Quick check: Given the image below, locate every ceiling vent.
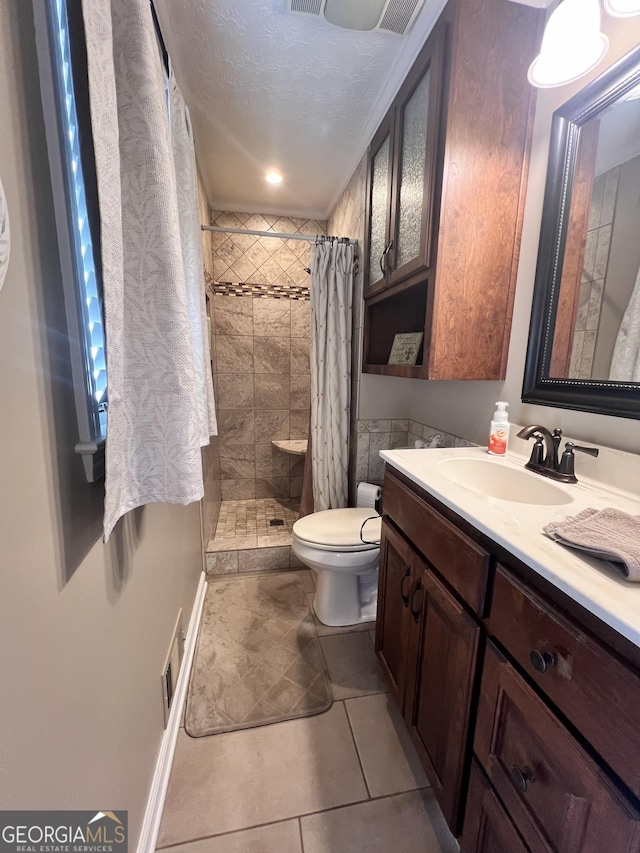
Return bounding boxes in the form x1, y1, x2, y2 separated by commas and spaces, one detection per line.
287, 0, 426, 35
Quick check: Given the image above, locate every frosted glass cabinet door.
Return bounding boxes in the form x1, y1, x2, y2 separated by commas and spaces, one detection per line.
395, 69, 431, 271
363, 21, 446, 295
368, 129, 392, 290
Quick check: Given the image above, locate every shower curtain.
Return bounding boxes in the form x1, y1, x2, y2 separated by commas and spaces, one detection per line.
307, 239, 354, 512
609, 264, 640, 382
81, 0, 217, 541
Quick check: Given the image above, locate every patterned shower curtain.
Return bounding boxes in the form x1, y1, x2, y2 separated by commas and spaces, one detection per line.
81, 0, 217, 541
309, 238, 354, 511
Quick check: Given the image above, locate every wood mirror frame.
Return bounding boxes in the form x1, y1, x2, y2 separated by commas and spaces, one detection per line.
522, 43, 640, 420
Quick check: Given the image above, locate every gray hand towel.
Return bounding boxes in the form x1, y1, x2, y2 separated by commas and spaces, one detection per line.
543, 507, 640, 581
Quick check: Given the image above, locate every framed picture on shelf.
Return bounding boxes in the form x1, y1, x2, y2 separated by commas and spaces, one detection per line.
388, 332, 423, 366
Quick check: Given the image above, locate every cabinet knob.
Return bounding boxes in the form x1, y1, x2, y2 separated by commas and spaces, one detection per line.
529, 649, 556, 674
399, 565, 412, 606
510, 765, 535, 793
410, 580, 423, 622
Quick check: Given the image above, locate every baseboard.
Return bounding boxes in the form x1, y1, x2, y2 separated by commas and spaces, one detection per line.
136, 571, 208, 853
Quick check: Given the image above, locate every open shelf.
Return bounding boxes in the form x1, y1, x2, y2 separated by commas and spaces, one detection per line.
363, 281, 429, 377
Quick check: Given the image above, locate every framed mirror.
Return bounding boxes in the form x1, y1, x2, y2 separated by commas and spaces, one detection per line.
523, 43, 640, 419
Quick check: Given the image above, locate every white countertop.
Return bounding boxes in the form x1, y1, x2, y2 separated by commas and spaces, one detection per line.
380, 446, 640, 648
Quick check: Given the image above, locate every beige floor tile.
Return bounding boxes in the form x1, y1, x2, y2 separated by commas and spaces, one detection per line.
300, 790, 459, 853
306, 593, 374, 637
157, 820, 302, 853
319, 632, 388, 700
157, 704, 367, 845
345, 693, 429, 797
294, 570, 315, 593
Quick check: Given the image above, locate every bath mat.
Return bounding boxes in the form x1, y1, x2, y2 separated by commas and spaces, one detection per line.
185, 573, 332, 736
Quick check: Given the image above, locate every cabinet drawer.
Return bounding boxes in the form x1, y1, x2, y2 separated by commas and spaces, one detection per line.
475, 642, 640, 853
489, 564, 640, 798
461, 761, 533, 853
383, 470, 490, 613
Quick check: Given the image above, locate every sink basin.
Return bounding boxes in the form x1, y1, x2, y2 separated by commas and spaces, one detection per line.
437, 457, 573, 505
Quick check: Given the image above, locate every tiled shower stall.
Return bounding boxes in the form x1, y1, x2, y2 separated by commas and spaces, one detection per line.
204, 211, 326, 573
201, 205, 476, 574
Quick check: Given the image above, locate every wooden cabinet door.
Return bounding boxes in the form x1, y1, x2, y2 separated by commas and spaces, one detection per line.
387, 19, 446, 288
374, 519, 417, 711
405, 566, 481, 836
461, 762, 533, 853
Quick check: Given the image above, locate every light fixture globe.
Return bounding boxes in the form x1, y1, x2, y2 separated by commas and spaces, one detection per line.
604, 0, 640, 16
528, 0, 609, 88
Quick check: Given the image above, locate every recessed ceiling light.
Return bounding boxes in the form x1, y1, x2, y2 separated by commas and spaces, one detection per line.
265, 171, 283, 184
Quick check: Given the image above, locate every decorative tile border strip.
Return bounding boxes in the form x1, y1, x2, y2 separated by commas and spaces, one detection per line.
213, 280, 310, 301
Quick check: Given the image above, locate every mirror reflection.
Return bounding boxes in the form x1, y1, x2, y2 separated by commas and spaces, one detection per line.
551, 86, 640, 382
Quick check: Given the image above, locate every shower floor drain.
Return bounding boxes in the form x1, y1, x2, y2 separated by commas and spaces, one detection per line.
269, 518, 285, 527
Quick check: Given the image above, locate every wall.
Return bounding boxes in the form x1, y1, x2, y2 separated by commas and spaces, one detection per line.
0, 3, 202, 844
344, 14, 640, 457
209, 211, 325, 503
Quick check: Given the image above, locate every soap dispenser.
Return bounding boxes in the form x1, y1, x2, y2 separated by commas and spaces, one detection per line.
488, 402, 510, 456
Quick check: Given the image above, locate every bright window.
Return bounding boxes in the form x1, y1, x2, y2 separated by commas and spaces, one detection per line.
33, 0, 107, 481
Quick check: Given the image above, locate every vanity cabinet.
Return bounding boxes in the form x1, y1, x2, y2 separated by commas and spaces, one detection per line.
376, 466, 640, 849
376, 469, 489, 834
363, 0, 541, 380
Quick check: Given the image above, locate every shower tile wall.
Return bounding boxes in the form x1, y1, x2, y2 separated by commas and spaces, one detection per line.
354, 419, 476, 486
569, 166, 619, 379
210, 210, 326, 501
210, 210, 325, 286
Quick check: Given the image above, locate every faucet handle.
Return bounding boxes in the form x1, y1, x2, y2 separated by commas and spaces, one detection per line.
571, 443, 599, 458
558, 441, 599, 483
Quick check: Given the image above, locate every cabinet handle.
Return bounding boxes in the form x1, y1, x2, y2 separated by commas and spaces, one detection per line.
399, 565, 412, 606
410, 579, 423, 622
509, 765, 535, 793
529, 649, 556, 674
379, 240, 393, 274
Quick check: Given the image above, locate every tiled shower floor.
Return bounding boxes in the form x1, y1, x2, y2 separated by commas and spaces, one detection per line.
205, 498, 302, 575
214, 497, 300, 541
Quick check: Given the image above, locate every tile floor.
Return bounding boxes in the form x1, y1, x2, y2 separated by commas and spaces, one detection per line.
205, 499, 302, 576
157, 570, 459, 853
209, 498, 300, 546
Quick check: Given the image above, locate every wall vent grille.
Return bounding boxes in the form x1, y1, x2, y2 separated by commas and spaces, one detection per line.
287, 0, 425, 35
289, 0, 323, 15
379, 0, 423, 34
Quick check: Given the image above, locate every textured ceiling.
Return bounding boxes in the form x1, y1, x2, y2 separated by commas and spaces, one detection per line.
153, 0, 449, 219
153, 0, 549, 219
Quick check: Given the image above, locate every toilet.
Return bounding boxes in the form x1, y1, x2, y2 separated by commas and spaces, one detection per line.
292, 507, 382, 627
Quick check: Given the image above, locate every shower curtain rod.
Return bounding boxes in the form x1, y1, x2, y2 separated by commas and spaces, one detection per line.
201, 223, 357, 246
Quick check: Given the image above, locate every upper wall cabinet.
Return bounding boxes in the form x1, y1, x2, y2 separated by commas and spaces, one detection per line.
363, 0, 542, 380
364, 22, 446, 296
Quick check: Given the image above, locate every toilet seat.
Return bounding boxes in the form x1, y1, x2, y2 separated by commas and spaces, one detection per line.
293, 508, 381, 552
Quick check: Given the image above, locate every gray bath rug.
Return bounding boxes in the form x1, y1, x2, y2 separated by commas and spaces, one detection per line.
185, 573, 332, 736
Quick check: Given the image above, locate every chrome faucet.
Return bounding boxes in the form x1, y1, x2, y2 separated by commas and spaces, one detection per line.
516, 425, 598, 484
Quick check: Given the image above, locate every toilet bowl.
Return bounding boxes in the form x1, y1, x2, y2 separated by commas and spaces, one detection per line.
292, 508, 382, 627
